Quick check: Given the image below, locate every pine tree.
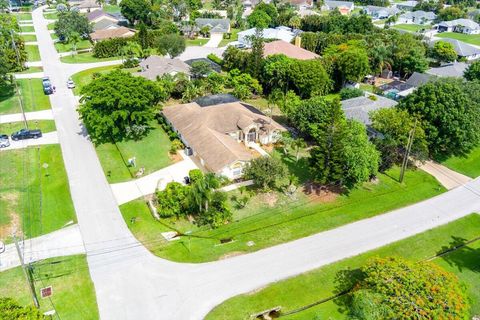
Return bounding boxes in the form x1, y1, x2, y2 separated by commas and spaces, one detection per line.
138, 22, 149, 49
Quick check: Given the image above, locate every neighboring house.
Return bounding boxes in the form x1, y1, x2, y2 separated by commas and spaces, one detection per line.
322, 0, 354, 15
184, 58, 222, 73
237, 27, 297, 46
405, 71, 436, 87
68, 0, 101, 13
87, 9, 119, 24
397, 10, 436, 24
90, 27, 135, 42
430, 38, 480, 61
298, 7, 320, 18
394, 0, 418, 11
288, 0, 313, 8
162, 98, 285, 179
437, 19, 480, 34
92, 19, 121, 32
425, 62, 468, 78
341, 95, 398, 135
137, 55, 191, 80
263, 40, 319, 60
195, 18, 231, 34
378, 80, 414, 100
364, 6, 400, 19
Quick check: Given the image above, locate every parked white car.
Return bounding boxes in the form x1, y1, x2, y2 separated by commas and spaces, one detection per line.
0, 134, 10, 148
67, 79, 75, 89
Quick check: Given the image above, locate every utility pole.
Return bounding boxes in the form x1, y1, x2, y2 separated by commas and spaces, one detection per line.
14, 235, 39, 308
399, 119, 418, 183
10, 30, 28, 128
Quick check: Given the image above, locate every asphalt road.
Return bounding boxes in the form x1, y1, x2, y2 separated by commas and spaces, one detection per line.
31, 7, 480, 320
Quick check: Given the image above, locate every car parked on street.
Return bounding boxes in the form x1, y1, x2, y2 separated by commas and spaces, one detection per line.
67, 79, 75, 89
11, 129, 42, 141
42, 76, 53, 95
0, 134, 10, 148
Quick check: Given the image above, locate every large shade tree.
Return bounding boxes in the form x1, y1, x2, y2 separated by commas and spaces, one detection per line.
54, 10, 92, 41
120, 0, 152, 25
0, 14, 27, 76
79, 70, 161, 143
157, 34, 186, 59
398, 78, 480, 159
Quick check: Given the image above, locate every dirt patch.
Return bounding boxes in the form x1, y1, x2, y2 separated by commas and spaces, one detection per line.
219, 251, 245, 260
169, 151, 183, 163
302, 182, 340, 203
261, 192, 278, 207
0, 192, 22, 239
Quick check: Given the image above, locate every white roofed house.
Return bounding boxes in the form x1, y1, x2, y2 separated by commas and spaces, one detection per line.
321, 0, 354, 15
429, 38, 480, 61
237, 27, 297, 46
161, 98, 286, 179
195, 18, 231, 35
394, 0, 418, 11
437, 19, 480, 34
364, 6, 400, 19
397, 10, 436, 24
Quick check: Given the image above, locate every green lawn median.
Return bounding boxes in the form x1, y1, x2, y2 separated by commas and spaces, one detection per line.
54, 39, 92, 53
0, 79, 51, 115
20, 25, 34, 33
70, 64, 120, 95
206, 214, 480, 319
60, 52, 121, 64
25, 45, 41, 62
0, 144, 76, 241
119, 166, 445, 263
0, 255, 99, 319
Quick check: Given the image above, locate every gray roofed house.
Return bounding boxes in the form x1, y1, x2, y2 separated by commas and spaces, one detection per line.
431, 38, 480, 60
405, 72, 436, 87
438, 19, 480, 34
394, 0, 418, 10
425, 62, 468, 78
365, 6, 400, 19
322, 0, 354, 14
195, 18, 231, 34
162, 100, 285, 179
398, 10, 436, 24
137, 56, 191, 80
93, 18, 121, 31
341, 95, 397, 127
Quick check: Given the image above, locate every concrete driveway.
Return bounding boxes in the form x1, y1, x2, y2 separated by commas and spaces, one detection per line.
0, 132, 58, 152
204, 33, 224, 48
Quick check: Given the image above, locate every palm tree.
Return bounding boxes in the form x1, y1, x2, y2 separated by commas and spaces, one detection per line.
288, 15, 301, 30
292, 138, 307, 162
189, 173, 219, 212
279, 131, 293, 155
68, 31, 81, 56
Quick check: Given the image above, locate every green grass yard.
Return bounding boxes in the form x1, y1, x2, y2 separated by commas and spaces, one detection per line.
103, 4, 121, 13
436, 32, 480, 46
20, 25, 34, 33
14, 66, 43, 74
442, 146, 480, 178
96, 122, 174, 183
71, 64, 120, 95
186, 37, 209, 46
20, 34, 37, 42
43, 12, 58, 20
393, 23, 426, 32
47, 22, 55, 30
0, 145, 76, 241
60, 52, 121, 64
219, 28, 240, 47
25, 44, 41, 62
15, 12, 32, 20
119, 166, 445, 262
0, 255, 99, 319
54, 39, 92, 53
206, 214, 480, 319
0, 120, 56, 135
0, 79, 51, 115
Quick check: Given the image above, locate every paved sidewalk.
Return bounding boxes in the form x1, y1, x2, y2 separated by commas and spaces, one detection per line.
26, 61, 43, 67
0, 224, 85, 272
0, 132, 58, 152
0, 109, 54, 124
14, 72, 44, 79
111, 156, 198, 205
418, 160, 472, 190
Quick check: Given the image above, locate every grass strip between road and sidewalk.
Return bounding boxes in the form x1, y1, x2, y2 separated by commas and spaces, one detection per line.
206, 214, 480, 319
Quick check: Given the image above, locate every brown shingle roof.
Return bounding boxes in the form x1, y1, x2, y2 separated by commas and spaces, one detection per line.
162, 101, 285, 172
263, 40, 319, 60
90, 27, 135, 41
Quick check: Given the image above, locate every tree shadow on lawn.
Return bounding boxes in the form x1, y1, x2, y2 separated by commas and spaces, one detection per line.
332, 268, 364, 315
274, 147, 310, 183
0, 83, 15, 104
436, 236, 480, 273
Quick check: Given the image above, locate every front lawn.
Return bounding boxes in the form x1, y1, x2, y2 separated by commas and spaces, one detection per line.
393, 23, 426, 32
54, 39, 92, 53
0, 120, 56, 135
119, 166, 445, 262
186, 37, 209, 46
20, 34, 37, 42
20, 25, 34, 33
219, 28, 240, 47
0, 145, 76, 241
16, 12, 32, 20
442, 146, 480, 178
25, 44, 41, 62
43, 12, 58, 20
0, 255, 99, 319
71, 64, 120, 95
103, 4, 121, 13
206, 214, 480, 319
47, 22, 55, 30
14, 66, 43, 74
60, 52, 121, 64
436, 32, 480, 46
0, 79, 51, 115
96, 122, 174, 183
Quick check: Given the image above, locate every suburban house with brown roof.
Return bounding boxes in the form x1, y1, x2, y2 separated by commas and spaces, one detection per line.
162, 99, 286, 179
90, 27, 135, 42
263, 40, 319, 60
137, 55, 191, 80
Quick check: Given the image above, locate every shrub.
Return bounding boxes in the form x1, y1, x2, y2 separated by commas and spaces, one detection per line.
189, 169, 204, 182
207, 53, 222, 65
92, 37, 130, 58
339, 87, 364, 100
122, 58, 139, 68
170, 139, 184, 154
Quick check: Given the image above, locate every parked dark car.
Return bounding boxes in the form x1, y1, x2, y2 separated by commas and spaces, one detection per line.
42, 76, 53, 95
11, 129, 42, 141
0, 134, 10, 148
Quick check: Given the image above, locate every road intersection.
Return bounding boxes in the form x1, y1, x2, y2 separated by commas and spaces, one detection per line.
22, 6, 480, 319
